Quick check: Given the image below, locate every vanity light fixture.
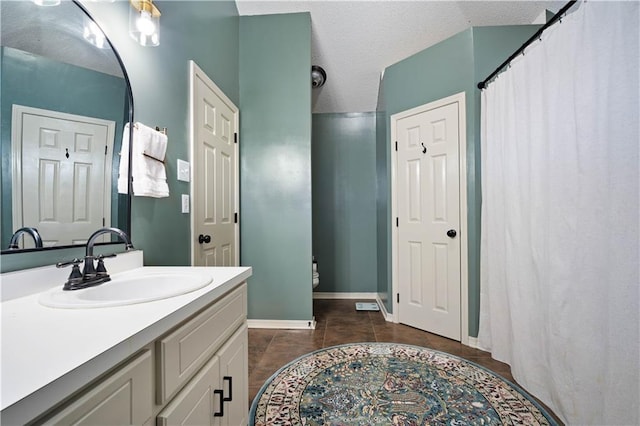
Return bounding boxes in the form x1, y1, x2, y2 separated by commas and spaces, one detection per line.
33, 0, 61, 6
83, 18, 107, 49
129, 0, 160, 47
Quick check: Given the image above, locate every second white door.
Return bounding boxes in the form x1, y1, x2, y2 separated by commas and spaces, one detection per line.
394, 95, 464, 341
12, 105, 114, 247
190, 62, 239, 266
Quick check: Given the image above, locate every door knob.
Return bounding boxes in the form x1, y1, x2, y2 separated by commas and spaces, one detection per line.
446, 229, 457, 238
198, 234, 211, 244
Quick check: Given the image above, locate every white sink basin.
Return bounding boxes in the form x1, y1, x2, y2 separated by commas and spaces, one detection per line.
39, 270, 213, 309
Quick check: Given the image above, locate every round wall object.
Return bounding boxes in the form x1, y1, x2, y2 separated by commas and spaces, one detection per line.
311, 65, 327, 88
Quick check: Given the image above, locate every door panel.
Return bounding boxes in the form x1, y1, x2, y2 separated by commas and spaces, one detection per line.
192, 65, 238, 267
157, 354, 221, 426
396, 101, 461, 340
14, 106, 114, 247
217, 325, 248, 426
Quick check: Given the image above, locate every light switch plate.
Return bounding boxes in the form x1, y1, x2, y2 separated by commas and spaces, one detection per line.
181, 194, 189, 213
177, 159, 190, 182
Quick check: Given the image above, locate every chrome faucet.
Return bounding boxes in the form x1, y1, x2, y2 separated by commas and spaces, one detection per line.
8, 227, 43, 250
85, 227, 134, 258
82, 227, 134, 280
57, 227, 134, 290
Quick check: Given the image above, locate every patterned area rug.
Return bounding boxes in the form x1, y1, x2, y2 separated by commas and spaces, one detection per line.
250, 343, 558, 425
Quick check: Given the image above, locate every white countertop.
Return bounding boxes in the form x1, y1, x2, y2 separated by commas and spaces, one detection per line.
0, 252, 252, 424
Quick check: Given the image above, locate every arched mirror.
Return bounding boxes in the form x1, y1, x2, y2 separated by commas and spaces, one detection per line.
1, 0, 132, 254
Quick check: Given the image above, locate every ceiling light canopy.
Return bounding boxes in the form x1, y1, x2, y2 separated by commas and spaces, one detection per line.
129, 0, 161, 47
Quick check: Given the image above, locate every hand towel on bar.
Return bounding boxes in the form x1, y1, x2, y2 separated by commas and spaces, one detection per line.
117, 122, 169, 198
141, 125, 167, 162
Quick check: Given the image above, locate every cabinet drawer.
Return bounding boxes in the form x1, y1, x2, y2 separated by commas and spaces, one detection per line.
157, 284, 246, 404
42, 349, 153, 426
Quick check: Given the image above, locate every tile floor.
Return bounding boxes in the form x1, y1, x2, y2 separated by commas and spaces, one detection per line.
248, 299, 562, 424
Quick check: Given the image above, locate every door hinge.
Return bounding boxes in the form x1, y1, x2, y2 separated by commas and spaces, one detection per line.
395, 141, 398, 151
397, 293, 399, 303
234, 212, 238, 224
105, 145, 108, 155
102, 217, 105, 226
396, 217, 399, 227
234, 133, 238, 144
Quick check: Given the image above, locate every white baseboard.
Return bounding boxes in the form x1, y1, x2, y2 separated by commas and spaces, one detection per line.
312, 292, 379, 300
247, 318, 316, 330
376, 295, 394, 322
467, 336, 491, 352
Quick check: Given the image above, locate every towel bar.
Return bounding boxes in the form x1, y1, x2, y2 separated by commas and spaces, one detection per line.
142, 152, 165, 164
133, 123, 167, 136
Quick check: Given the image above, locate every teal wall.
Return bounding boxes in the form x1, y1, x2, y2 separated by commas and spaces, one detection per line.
239, 13, 312, 321
1, 1, 541, 334
1, 0, 240, 272
378, 25, 539, 336
378, 29, 475, 316
312, 113, 377, 293
0, 47, 127, 250
85, 0, 240, 267
375, 86, 390, 306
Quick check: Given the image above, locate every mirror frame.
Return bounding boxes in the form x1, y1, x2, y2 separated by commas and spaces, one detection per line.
1, 0, 133, 255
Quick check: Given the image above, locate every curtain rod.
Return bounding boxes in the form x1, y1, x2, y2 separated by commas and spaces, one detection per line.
477, 0, 578, 90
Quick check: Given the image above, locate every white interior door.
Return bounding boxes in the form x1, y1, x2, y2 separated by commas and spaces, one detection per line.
190, 62, 239, 266
393, 94, 466, 341
11, 105, 114, 247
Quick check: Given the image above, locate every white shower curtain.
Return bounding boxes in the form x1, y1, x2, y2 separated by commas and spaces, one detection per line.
479, 2, 638, 425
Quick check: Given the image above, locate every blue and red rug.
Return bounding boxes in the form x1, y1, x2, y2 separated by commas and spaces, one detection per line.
250, 343, 558, 425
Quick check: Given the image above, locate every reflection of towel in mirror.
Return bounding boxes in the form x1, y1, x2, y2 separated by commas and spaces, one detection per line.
117, 122, 169, 198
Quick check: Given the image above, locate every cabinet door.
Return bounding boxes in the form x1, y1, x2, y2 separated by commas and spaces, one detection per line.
42, 349, 153, 426
157, 355, 222, 426
157, 285, 246, 404
217, 324, 248, 426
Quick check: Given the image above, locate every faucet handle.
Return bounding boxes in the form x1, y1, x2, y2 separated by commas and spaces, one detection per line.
57, 259, 84, 290
95, 253, 117, 276
96, 253, 118, 260
56, 258, 83, 269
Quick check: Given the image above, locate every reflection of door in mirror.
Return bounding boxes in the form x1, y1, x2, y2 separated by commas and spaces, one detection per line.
12, 106, 114, 248
1, 0, 132, 254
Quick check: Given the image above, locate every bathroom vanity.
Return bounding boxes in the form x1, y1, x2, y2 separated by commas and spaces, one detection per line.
0, 251, 252, 425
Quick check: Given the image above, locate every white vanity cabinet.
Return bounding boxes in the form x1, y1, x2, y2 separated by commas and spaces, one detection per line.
41, 349, 154, 425
157, 325, 248, 426
155, 282, 248, 426
35, 283, 248, 426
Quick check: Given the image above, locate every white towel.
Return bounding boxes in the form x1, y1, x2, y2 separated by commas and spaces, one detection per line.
117, 122, 170, 198
141, 125, 167, 162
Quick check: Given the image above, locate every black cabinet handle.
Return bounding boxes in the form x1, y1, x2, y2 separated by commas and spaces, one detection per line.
213, 389, 224, 417
198, 234, 211, 244
223, 376, 233, 402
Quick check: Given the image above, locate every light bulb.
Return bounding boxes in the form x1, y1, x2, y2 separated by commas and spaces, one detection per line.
136, 10, 156, 36
33, 0, 61, 6
84, 21, 106, 49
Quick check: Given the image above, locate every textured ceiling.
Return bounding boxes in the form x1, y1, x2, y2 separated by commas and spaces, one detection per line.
236, 0, 565, 113
1, 0, 123, 77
